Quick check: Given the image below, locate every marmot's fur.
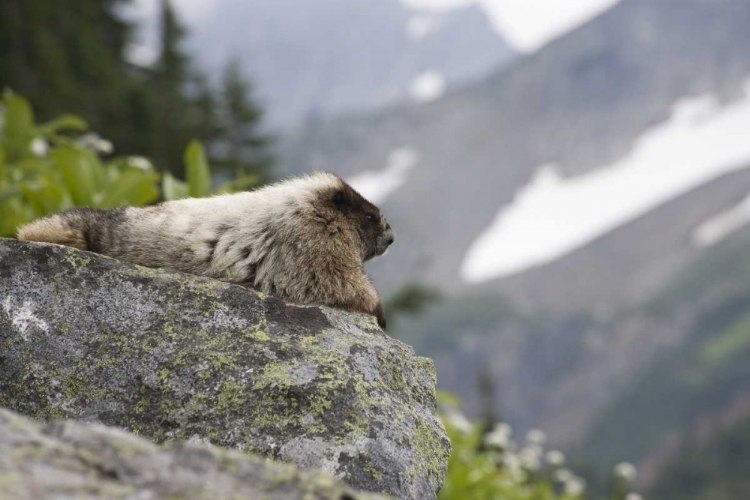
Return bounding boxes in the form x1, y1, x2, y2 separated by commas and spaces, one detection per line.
17, 172, 395, 328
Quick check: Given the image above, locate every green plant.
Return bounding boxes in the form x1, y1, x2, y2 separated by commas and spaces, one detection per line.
0, 90, 158, 236
438, 393, 644, 500
162, 140, 262, 201
0, 90, 261, 238
438, 392, 584, 500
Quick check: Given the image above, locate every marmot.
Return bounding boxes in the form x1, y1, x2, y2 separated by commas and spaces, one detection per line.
17, 172, 394, 328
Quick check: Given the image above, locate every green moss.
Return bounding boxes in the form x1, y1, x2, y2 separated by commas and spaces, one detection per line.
416, 357, 437, 386
205, 351, 237, 371
133, 397, 149, 416
354, 313, 381, 332
410, 422, 450, 483
376, 349, 410, 393
364, 466, 380, 480
63, 250, 91, 268
245, 327, 270, 342
218, 381, 245, 410
299, 335, 319, 347
252, 361, 298, 391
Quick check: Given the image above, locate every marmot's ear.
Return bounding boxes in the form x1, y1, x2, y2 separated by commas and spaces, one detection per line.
333, 190, 345, 207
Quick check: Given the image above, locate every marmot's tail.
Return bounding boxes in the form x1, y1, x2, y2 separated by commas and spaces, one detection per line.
17, 212, 89, 250
17, 207, 125, 252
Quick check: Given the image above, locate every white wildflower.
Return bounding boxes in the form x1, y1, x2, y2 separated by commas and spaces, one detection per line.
564, 476, 586, 496
519, 445, 542, 471
97, 138, 114, 154
30, 137, 48, 157
493, 422, 512, 436
485, 430, 510, 449
78, 132, 113, 154
614, 462, 638, 481
128, 156, 153, 171
625, 494, 644, 500
546, 449, 566, 467
445, 410, 472, 434
502, 453, 525, 482
553, 468, 573, 483
526, 429, 546, 445
484, 422, 512, 449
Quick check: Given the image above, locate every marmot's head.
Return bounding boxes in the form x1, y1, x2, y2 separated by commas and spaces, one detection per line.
307, 173, 395, 261
332, 180, 394, 261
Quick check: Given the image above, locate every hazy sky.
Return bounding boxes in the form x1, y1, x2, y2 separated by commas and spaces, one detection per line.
132, 0, 620, 53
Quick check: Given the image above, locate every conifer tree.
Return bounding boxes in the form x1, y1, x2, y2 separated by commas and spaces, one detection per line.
0, 0, 138, 147
218, 58, 273, 183
148, 0, 194, 174
0, 0, 273, 183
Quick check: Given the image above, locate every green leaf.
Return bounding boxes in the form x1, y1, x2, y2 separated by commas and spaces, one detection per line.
215, 173, 261, 194
162, 172, 189, 201
51, 145, 98, 206
0, 198, 33, 238
100, 168, 159, 208
39, 114, 89, 135
19, 174, 67, 215
184, 140, 212, 198
12, 158, 50, 178
0, 147, 5, 189
0, 185, 20, 203
2, 91, 37, 161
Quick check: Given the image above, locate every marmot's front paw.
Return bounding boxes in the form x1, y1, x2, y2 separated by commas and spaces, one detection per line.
373, 302, 387, 330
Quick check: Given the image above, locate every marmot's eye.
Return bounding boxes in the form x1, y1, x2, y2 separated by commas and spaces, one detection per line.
333, 190, 345, 206
366, 214, 376, 222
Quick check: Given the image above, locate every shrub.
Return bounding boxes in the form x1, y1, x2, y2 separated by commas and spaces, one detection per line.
0, 90, 260, 238
438, 393, 643, 500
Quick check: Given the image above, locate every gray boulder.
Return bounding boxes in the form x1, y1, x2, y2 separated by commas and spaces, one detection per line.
0, 406, 384, 499
0, 238, 450, 499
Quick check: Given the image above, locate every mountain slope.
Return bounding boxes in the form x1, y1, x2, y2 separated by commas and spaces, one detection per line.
651, 416, 750, 500
280, 0, 750, 315
389, 167, 750, 446
572, 222, 750, 496
188, 0, 514, 129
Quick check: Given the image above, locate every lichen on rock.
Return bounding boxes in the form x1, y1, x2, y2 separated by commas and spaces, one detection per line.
0, 407, 385, 500
0, 238, 451, 499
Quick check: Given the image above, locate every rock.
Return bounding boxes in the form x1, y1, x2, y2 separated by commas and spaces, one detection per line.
0, 239, 450, 499
0, 406, 384, 499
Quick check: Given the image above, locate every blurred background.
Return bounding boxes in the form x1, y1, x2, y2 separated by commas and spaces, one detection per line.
3, 0, 750, 498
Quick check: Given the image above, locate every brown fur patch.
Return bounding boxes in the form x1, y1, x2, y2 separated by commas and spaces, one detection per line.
17, 217, 87, 250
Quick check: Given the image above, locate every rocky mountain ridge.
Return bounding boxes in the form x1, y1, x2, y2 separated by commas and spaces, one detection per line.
187, 0, 514, 129
280, 0, 750, 313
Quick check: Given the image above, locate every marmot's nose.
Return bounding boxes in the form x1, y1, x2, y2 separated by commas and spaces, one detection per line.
387, 235, 395, 246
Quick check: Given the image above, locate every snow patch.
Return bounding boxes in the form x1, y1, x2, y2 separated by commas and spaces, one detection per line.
462, 79, 750, 282
410, 71, 446, 103
482, 0, 621, 53
347, 147, 420, 204
692, 194, 750, 248
401, 0, 621, 53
